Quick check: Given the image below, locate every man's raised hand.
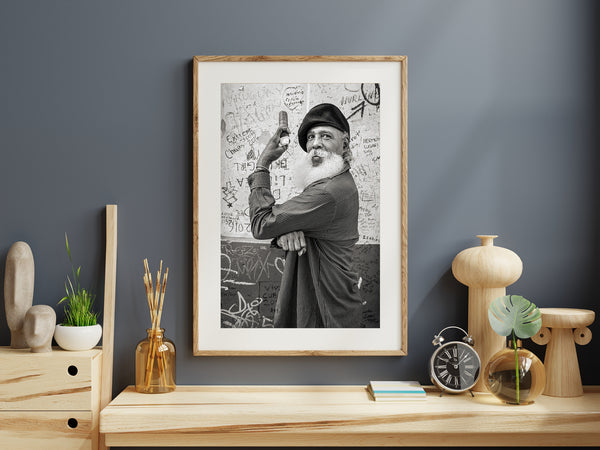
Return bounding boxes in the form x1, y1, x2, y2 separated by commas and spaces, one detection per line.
257, 126, 291, 167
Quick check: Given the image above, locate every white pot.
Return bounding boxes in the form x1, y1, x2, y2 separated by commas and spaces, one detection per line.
54, 323, 102, 351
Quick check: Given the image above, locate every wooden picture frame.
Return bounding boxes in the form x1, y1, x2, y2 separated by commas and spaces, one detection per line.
193, 55, 407, 355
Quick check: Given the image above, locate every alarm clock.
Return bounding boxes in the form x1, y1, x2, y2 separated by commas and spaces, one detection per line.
429, 326, 481, 395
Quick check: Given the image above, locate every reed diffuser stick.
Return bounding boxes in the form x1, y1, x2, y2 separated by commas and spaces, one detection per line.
156, 268, 168, 331
154, 260, 163, 323
155, 268, 169, 387
142, 259, 170, 389
143, 274, 155, 324
144, 260, 155, 318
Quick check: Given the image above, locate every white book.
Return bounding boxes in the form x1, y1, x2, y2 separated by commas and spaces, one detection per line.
369, 381, 425, 392
368, 381, 426, 401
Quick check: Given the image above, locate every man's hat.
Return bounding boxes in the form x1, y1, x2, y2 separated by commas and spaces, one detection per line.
297, 103, 350, 151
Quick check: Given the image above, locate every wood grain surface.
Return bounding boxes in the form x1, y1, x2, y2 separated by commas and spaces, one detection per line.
100, 385, 600, 447
0, 347, 101, 410
1, 347, 102, 449
0, 410, 94, 449
99, 204, 117, 450
540, 308, 595, 329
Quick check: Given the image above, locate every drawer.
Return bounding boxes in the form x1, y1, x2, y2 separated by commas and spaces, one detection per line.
0, 410, 95, 450
0, 347, 102, 410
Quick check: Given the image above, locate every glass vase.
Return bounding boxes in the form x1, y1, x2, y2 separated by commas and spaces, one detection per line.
135, 328, 176, 394
484, 345, 545, 405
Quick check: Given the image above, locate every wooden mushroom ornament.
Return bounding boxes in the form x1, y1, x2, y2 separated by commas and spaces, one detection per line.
532, 308, 595, 397
452, 235, 523, 391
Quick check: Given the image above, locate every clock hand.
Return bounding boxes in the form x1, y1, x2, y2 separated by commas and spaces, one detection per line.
458, 353, 471, 365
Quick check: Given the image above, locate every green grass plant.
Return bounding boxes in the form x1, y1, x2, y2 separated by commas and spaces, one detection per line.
58, 233, 98, 327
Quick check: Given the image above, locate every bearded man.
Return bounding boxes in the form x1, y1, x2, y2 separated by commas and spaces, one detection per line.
247, 103, 363, 328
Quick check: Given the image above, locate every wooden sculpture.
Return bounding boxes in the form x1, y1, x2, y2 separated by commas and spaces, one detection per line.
23, 305, 56, 353
532, 308, 595, 397
4, 241, 35, 348
452, 235, 523, 391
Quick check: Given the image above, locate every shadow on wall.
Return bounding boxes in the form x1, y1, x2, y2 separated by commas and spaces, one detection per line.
0, 246, 8, 345
410, 268, 468, 365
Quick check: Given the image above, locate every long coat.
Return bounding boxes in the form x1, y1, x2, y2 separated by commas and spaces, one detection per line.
248, 169, 363, 328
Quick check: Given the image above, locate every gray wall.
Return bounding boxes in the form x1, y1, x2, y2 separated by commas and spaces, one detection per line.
1, 0, 598, 415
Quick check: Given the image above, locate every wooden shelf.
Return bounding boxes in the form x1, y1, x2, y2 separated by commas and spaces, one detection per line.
100, 385, 600, 447
0, 347, 103, 449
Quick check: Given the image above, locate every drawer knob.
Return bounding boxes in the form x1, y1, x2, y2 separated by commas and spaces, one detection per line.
67, 365, 78, 376
67, 418, 78, 429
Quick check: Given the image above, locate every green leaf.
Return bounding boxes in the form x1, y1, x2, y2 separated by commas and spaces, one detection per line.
67, 276, 75, 296
65, 233, 72, 262
488, 295, 542, 339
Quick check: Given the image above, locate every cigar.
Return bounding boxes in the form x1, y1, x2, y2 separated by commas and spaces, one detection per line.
279, 111, 290, 147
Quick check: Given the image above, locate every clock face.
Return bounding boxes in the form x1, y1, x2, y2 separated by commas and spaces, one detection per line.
430, 342, 480, 393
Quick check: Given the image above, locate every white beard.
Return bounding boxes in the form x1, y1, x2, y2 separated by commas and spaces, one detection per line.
293, 149, 345, 191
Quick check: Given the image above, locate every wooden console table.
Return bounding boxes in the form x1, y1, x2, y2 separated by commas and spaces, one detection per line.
100, 385, 600, 447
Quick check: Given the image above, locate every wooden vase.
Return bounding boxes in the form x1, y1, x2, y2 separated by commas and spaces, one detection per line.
452, 235, 523, 391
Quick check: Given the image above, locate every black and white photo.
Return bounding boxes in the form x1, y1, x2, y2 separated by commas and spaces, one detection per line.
193, 56, 406, 354
220, 84, 381, 329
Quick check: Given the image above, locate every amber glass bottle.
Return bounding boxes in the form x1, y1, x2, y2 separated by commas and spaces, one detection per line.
485, 345, 545, 405
135, 328, 176, 393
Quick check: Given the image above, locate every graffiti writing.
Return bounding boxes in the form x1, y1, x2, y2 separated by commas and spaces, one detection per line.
221, 292, 274, 328
283, 85, 305, 110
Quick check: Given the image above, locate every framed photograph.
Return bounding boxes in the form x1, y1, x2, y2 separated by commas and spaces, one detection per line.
193, 55, 407, 355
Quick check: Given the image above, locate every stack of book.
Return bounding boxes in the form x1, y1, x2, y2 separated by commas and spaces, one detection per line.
367, 381, 426, 401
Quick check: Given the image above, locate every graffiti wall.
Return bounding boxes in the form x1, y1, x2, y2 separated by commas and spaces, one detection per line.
220, 82, 381, 328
